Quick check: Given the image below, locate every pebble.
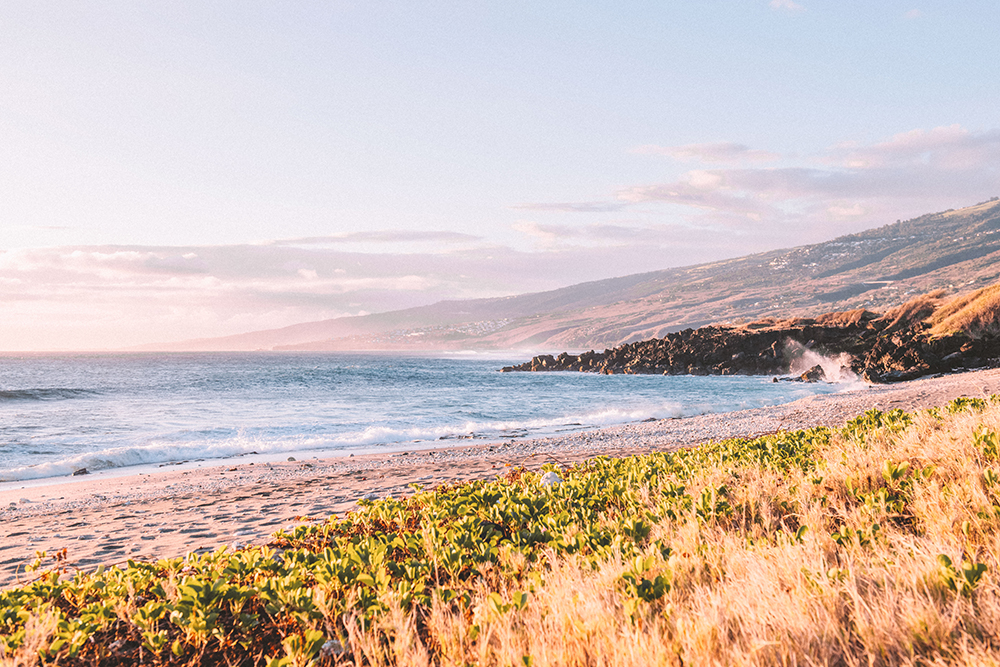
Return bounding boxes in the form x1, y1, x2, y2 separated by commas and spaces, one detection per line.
322, 639, 347, 658
540, 472, 562, 486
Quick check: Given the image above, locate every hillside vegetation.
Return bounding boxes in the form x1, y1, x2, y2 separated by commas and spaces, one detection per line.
930, 283, 1000, 339
4, 397, 1000, 665
146, 199, 1000, 353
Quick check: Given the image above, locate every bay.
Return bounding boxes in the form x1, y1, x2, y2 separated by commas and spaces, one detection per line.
0, 352, 850, 481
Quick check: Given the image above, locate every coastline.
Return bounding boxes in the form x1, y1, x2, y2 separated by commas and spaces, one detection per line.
3, 367, 1000, 589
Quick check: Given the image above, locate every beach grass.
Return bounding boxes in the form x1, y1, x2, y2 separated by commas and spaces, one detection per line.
929, 283, 1000, 338
3, 396, 1000, 665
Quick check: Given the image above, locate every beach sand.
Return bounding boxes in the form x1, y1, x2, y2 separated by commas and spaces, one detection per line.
3, 367, 1000, 589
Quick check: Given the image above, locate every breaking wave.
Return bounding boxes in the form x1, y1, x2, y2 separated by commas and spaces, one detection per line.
0, 388, 98, 402
784, 340, 866, 387
0, 388, 843, 482
0, 353, 858, 483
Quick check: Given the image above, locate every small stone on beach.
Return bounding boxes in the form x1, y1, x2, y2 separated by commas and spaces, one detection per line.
540, 472, 562, 486
322, 639, 347, 658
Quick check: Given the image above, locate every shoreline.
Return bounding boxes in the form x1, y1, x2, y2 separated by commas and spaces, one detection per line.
0, 371, 846, 487
3, 367, 1000, 589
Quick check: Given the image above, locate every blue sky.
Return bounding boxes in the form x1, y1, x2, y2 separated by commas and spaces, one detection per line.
1, 1, 999, 349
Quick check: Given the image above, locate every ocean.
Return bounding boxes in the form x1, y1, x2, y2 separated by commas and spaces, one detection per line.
0, 352, 853, 482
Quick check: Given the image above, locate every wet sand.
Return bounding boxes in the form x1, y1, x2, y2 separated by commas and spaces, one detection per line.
3, 367, 1000, 589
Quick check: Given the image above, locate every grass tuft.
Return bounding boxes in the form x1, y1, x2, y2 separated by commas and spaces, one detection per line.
877, 290, 948, 333
928, 283, 1000, 338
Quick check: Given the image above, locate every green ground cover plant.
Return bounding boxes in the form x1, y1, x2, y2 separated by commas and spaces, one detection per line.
3, 395, 1000, 666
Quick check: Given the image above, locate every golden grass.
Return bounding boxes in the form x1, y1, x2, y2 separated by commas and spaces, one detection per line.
2, 611, 59, 667
929, 283, 1000, 338
338, 403, 1000, 666
877, 290, 948, 333
815, 308, 879, 327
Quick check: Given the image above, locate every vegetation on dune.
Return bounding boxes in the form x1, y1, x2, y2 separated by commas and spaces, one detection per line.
4, 398, 1000, 665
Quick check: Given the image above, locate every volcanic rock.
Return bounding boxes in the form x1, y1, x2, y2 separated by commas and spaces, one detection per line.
501, 305, 1000, 384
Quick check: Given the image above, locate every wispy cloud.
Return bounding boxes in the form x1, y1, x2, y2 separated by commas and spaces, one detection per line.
0, 240, 713, 350
510, 124, 1000, 261
512, 221, 719, 246
632, 142, 780, 163
510, 202, 627, 213
826, 125, 1000, 169
267, 230, 483, 246
616, 125, 1000, 229
769, 0, 804, 12
904, 9, 923, 19
4, 125, 998, 351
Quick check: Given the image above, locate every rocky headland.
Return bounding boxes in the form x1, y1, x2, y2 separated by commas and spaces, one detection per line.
502, 285, 1000, 383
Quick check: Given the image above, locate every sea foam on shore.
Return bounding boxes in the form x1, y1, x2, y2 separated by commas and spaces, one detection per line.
0, 353, 851, 482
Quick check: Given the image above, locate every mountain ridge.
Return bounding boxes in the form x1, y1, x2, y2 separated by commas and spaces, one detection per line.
138, 199, 1000, 352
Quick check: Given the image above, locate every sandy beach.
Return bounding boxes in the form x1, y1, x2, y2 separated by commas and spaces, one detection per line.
3, 367, 1000, 590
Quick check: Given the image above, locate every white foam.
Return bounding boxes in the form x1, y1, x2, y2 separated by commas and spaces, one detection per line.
0, 362, 850, 483
785, 341, 866, 388
0, 386, 841, 483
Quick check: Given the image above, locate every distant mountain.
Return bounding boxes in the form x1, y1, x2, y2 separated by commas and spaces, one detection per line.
144, 199, 1000, 352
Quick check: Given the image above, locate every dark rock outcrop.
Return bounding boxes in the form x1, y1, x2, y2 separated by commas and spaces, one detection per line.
500, 313, 1000, 383
799, 365, 827, 382
772, 365, 828, 383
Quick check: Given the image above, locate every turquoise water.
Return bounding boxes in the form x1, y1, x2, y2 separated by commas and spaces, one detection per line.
0, 352, 848, 481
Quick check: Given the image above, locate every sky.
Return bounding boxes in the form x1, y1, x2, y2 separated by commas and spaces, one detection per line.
2, 1, 999, 350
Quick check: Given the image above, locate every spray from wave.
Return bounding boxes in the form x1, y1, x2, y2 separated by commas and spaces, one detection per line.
783, 340, 864, 386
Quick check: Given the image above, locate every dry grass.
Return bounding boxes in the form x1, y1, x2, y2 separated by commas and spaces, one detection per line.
815, 308, 880, 327
338, 402, 1000, 667
877, 290, 948, 334
928, 283, 1000, 338
1, 611, 59, 667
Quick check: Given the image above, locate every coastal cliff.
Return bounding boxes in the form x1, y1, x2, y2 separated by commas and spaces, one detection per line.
503, 286, 1000, 383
